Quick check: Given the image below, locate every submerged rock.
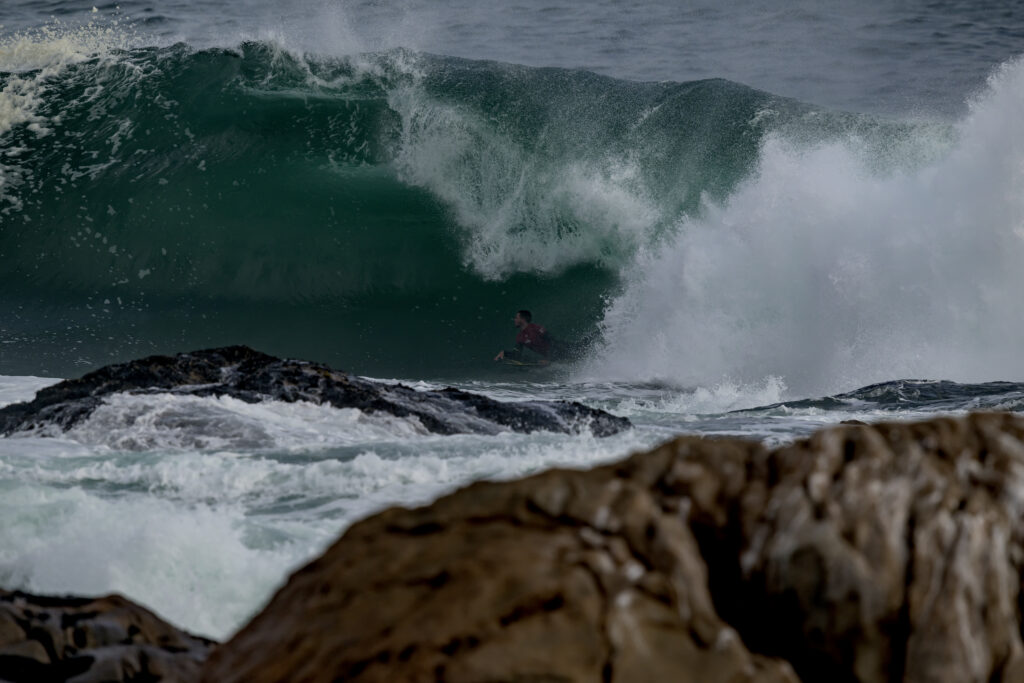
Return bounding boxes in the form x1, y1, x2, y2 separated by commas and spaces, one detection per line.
0, 346, 631, 438
0, 590, 213, 683
202, 412, 1024, 683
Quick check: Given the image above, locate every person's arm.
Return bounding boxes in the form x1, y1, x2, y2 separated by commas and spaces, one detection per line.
495, 343, 523, 361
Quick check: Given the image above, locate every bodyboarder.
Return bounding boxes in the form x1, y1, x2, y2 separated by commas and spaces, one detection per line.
494, 310, 551, 362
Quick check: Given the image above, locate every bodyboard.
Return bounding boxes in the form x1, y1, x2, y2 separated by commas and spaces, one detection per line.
497, 358, 552, 368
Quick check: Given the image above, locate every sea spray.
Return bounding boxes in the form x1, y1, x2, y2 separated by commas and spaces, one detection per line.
0, 480, 311, 638
594, 59, 1024, 396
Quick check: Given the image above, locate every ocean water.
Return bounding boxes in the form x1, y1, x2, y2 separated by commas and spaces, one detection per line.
2, 0, 1023, 640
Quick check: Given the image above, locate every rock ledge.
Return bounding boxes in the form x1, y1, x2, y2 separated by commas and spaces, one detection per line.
0, 590, 213, 683
0, 346, 630, 437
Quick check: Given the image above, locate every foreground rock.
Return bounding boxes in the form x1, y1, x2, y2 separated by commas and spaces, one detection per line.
0, 346, 630, 437
203, 412, 1024, 683
0, 590, 213, 683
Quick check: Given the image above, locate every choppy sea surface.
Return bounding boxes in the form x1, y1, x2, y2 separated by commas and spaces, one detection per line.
2, 0, 1023, 639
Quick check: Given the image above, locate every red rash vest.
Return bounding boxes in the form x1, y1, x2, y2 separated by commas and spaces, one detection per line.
516, 323, 550, 357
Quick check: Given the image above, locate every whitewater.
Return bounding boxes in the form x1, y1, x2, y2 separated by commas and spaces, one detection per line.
2, 0, 1024, 640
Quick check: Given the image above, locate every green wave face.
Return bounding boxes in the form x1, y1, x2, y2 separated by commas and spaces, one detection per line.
0, 41, 873, 377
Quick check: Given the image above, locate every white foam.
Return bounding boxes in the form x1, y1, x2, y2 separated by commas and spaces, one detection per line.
0, 375, 60, 408
612, 376, 788, 418
0, 15, 135, 133
594, 57, 1024, 396
62, 393, 432, 451
0, 483, 317, 639
0, 409, 660, 640
0, 14, 138, 210
387, 81, 663, 278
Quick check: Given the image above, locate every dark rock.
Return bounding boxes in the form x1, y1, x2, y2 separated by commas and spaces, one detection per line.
201, 441, 800, 681
637, 412, 1024, 683
202, 412, 1024, 683
0, 346, 630, 438
0, 640, 49, 664
0, 610, 25, 649
0, 590, 213, 683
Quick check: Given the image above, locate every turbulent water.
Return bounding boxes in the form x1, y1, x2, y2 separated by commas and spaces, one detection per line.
2, 0, 1023, 640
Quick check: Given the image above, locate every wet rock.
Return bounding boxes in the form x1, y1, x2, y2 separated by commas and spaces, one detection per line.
203, 412, 1024, 683
0, 346, 630, 438
0, 609, 25, 648
0, 590, 213, 683
201, 448, 800, 681
617, 411, 1024, 682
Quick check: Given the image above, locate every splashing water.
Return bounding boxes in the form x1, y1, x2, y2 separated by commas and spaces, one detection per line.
594, 59, 1024, 396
